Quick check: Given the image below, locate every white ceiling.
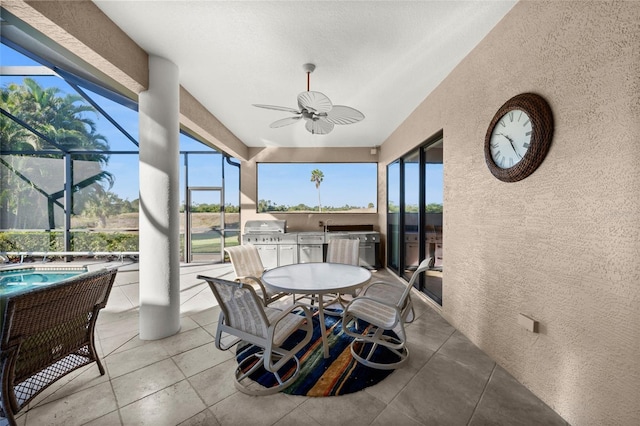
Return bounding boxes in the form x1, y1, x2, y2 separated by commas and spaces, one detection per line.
93, 1, 516, 148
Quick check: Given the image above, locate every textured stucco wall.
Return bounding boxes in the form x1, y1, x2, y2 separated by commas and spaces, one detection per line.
379, 1, 640, 425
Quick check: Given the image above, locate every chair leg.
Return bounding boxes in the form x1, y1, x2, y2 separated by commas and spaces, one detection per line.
403, 299, 416, 323
1, 359, 17, 426
234, 349, 302, 396
350, 328, 409, 370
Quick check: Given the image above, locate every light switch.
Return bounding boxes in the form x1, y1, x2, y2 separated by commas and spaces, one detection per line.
518, 313, 539, 333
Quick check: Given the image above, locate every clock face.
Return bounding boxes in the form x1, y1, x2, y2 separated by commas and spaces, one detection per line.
489, 109, 533, 169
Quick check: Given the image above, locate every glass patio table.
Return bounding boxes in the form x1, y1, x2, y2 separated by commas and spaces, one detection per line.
261, 262, 371, 358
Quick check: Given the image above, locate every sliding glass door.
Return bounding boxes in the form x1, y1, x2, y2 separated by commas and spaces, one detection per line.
386, 134, 443, 305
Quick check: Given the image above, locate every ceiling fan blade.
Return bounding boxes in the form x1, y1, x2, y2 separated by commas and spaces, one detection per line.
305, 118, 334, 135
253, 104, 301, 114
270, 116, 302, 128
298, 91, 333, 114
324, 105, 365, 125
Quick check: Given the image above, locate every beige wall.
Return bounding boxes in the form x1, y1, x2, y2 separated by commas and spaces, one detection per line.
379, 1, 640, 425
241, 147, 380, 233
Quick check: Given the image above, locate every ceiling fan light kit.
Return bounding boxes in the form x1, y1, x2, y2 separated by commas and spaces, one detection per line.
253, 63, 364, 135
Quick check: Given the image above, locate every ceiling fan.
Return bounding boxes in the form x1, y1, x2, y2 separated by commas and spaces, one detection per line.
253, 63, 365, 135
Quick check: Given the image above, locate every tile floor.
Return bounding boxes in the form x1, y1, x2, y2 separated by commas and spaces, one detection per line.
3, 259, 568, 426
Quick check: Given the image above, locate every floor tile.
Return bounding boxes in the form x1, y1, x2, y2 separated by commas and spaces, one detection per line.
105, 340, 171, 378
177, 408, 221, 426
24, 381, 117, 426
406, 309, 456, 348
272, 406, 323, 426
468, 365, 568, 426
297, 391, 386, 426
363, 363, 420, 404
371, 404, 424, 426
180, 288, 218, 314
83, 410, 122, 426
119, 380, 206, 426
209, 391, 298, 426
112, 358, 186, 407
437, 330, 496, 377
96, 312, 140, 339
99, 329, 140, 355
31, 363, 109, 406
106, 286, 136, 311
173, 341, 233, 378
119, 283, 140, 307
187, 359, 238, 406
390, 352, 491, 426
158, 326, 213, 356
188, 306, 221, 327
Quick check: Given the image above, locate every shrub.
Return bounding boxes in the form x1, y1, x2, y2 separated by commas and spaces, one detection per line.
0, 231, 139, 252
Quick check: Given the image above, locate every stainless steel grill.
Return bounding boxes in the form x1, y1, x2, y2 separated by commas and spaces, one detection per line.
325, 231, 380, 269
297, 232, 325, 263
346, 231, 380, 269
242, 220, 297, 268
242, 220, 297, 244
241, 221, 380, 269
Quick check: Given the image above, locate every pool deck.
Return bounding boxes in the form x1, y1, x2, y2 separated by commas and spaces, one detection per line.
0, 258, 567, 426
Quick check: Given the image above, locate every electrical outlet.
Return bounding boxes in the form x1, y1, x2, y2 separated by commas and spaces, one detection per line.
318, 221, 323, 227
518, 313, 539, 333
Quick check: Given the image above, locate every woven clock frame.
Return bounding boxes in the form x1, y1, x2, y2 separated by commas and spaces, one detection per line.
484, 93, 554, 182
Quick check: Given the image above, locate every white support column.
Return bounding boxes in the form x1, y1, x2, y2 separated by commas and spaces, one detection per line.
138, 56, 180, 340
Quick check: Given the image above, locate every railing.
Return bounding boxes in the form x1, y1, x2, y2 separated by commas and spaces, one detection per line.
0, 251, 139, 263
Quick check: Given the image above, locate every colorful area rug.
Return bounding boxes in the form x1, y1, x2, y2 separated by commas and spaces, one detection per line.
236, 309, 400, 396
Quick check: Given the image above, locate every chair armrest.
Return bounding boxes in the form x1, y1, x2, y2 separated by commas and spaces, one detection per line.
235, 276, 270, 304
236, 275, 261, 284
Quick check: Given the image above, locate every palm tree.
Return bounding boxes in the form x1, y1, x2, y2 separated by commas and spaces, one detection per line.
82, 190, 120, 228
1, 78, 113, 229
310, 169, 324, 212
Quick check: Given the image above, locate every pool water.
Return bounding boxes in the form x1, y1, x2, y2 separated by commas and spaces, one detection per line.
0, 268, 87, 297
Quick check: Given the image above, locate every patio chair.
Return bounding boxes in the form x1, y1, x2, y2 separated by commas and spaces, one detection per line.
342, 257, 432, 370
358, 271, 421, 324
324, 238, 361, 305
224, 244, 288, 306
197, 275, 313, 396
0, 268, 117, 425
326, 238, 360, 266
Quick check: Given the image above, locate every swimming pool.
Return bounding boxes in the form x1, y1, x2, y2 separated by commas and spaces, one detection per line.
0, 266, 88, 297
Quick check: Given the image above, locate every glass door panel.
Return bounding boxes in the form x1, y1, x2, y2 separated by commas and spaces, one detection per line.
403, 149, 420, 282
423, 138, 443, 305
187, 187, 224, 263
387, 161, 401, 272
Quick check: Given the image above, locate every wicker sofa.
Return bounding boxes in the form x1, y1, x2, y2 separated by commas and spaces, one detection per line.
0, 268, 117, 425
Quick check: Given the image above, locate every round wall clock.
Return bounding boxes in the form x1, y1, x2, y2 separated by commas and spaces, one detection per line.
484, 93, 554, 182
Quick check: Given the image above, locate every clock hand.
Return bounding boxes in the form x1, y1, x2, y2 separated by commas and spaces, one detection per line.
497, 133, 522, 159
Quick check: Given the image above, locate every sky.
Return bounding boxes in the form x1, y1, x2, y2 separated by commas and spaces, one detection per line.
2, 42, 443, 209
258, 163, 378, 208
